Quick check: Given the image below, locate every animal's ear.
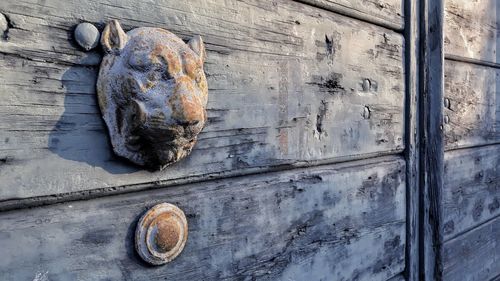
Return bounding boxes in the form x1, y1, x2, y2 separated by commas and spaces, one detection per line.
101, 20, 128, 54
188, 35, 206, 64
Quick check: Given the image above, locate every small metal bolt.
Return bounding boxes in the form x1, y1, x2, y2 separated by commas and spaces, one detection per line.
363, 106, 371, 119
362, 79, 371, 92
74, 22, 100, 51
444, 115, 450, 124
444, 98, 451, 109
135, 203, 188, 265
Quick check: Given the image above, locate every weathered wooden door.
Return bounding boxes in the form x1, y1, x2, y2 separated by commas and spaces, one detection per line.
0, 0, 498, 280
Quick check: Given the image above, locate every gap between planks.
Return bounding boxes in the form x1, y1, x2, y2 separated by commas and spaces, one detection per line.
0, 151, 404, 213
293, 0, 403, 32
445, 141, 500, 153
443, 211, 500, 245
490, 272, 500, 281
445, 54, 500, 70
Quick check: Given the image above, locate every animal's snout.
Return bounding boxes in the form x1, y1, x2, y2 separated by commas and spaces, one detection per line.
169, 77, 205, 126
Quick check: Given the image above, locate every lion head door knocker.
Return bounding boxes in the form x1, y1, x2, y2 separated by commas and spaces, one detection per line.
97, 20, 208, 170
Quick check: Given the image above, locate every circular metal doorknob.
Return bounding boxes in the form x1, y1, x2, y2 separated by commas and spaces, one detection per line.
135, 203, 188, 265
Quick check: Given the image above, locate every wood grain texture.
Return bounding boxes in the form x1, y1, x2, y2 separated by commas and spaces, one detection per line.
294, 0, 404, 30
0, 0, 404, 201
0, 157, 406, 281
444, 60, 500, 150
403, 0, 421, 279
388, 274, 406, 281
421, 0, 445, 279
443, 145, 500, 240
443, 3, 500, 281
444, 0, 499, 65
443, 214, 500, 281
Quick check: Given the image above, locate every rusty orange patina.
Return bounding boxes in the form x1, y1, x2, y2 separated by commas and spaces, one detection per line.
135, 203, 188, 265
97, 20, 208, 170
153, 213, 181, 252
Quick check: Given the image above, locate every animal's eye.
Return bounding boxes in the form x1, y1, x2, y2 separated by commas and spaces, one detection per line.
128, 52, 152, 72
162, 70, 173, 80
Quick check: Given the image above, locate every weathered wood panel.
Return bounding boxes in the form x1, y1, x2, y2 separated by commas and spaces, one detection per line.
421, 0, 445, 278
443, 214, 500, 281
444, 60, 500, 150
294, 0, 403, 30
444, 0, 499, 64
443, 3, 500, 280
0, 157, 406, 281
404, 0, 421, 279
0, 0, 404, 201
388, 274, 406, 281
443, 145, 500, 239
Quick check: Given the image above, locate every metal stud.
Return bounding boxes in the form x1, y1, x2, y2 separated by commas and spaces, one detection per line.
444, 98, 451, 109
444, 115, 450, 124
363, 106, 371, 119
74, 22, 100, 51
135, 203, 188, 265
362, 79, 371, 92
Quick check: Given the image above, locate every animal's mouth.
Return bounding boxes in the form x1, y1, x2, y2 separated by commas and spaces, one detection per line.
124, 122, 202, 168
121, 96, 206, 168
130, 137, 196, 170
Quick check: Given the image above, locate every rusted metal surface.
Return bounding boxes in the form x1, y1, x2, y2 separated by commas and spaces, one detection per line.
135, 203, 188, 265
97, 20, 208, 170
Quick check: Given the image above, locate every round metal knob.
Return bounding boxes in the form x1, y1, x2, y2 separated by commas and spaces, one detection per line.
135, 203, 188, 265
74, 22, 100, 51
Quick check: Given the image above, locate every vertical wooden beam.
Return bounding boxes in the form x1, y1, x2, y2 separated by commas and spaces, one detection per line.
404, 0, 421, 280
419, 0, 444, 280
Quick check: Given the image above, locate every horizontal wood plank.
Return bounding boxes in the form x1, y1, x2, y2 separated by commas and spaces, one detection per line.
443, 145, 500, 239
444, 60, 500, 150
0, 0, 404, 201
294, 0, 403, 30
443, 214, 500, 281
0, 157, 406, 281
444, 0, 500, 65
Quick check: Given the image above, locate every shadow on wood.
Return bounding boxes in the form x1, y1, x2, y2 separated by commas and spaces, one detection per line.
47, 28, 139, 174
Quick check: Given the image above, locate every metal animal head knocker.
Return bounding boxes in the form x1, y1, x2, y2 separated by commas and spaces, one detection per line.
97, 20, 208, 170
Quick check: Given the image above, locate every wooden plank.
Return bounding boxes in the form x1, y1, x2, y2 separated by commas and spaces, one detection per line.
0, 157, 406, 281
444, 0, 499, 65
421, 0, 445, 279
443, 215, 500, 281
294, 0, 403, 30
443, 145, 500, 240
0, 0, 405, 202
404, 0, 421, 279
444, 60, 500, 150
388, 273, 406, 281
